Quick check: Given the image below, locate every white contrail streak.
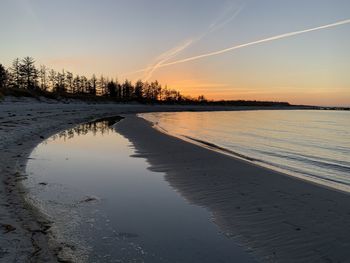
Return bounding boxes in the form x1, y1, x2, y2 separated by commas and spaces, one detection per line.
142, 39, 193, 81
208, 5, 243, 33
140, 3, 244, 81
135, 19, 350, 74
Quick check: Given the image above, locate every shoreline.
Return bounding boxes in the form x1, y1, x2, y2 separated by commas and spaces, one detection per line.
115, 114, 350, 262
1, 98, 349, 262
0, 98, 280, 262
143, 115, 350, 194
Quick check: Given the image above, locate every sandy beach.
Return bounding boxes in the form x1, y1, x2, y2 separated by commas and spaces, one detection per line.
0, 97, 266, 262
1, 97, 349, 262
116, 115, 350, 263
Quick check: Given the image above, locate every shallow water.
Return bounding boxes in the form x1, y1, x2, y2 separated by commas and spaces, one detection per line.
25, 119, 256, 262
141, 110, 350, 192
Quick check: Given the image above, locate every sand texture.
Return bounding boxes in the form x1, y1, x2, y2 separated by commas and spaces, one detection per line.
0, 97, 249, 262
115, 115, 350, 263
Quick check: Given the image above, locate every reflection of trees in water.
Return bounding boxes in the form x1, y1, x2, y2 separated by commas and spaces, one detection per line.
51, 116, 123, 141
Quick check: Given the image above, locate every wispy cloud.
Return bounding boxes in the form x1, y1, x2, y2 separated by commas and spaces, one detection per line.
139, 2, 244, 81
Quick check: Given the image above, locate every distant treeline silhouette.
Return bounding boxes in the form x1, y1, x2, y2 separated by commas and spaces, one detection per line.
0, 57, 290, 106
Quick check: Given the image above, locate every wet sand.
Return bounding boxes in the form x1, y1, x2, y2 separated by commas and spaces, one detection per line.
115, 115, 350, 263
1, 96, 349, 262
0, 97, 265, 262
25, 118, 257, 263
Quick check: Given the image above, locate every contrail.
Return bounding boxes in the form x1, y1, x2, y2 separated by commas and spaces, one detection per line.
140, 3, 244, 81
134, 19, 350, 74
142, 39, 193, 81
208, 4, 244, 33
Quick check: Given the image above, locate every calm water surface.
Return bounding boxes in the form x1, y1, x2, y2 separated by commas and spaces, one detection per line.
142, 110, 350, 192
25, 120, 256, 263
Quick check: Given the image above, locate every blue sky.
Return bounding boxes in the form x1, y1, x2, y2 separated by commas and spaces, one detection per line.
1, 0, 349, 105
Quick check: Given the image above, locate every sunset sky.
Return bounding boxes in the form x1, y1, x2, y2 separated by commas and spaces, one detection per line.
1, 0, 349, 106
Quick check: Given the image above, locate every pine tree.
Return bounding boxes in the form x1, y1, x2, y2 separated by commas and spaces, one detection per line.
0, 64, 8, 88
19, 57, 38, 90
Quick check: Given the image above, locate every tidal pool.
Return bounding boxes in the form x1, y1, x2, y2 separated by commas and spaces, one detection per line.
25, 117, 256, 263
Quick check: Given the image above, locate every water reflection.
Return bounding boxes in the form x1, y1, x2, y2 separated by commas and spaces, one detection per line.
141, 110, 350, 191
116, 115, 350, 263
51, 116, 124, 141
25, 117, 255, 263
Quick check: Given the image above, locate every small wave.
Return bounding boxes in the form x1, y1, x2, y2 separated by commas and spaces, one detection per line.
142, 111, 350, 192
182, 135, 260, 162
256, 157, 350, 186
256, 149, 350, 174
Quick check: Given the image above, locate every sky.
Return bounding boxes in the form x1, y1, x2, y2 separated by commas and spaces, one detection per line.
0, 0, 349, 106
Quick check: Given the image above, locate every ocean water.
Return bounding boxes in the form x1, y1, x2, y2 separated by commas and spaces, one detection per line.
141, 110, 350, 192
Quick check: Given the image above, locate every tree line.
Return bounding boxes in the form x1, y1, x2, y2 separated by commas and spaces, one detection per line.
0, 56, 195, 103
0, 56, 291, 106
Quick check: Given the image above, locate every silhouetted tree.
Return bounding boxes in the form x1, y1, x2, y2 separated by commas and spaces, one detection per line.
107, 81, 117, 97
116, 81, 122, 100
19, 56, 38, 90
80, 75, 88, 94
48, 69, 56, 91
73, 75, 81, 94
39, 65, 48, 91
98, 75, 107, 96
149, 80, 161, 101
9, 58, 21, 89
121, 79, 133, 100
198, 95, 207, 102
0, 64, 8, 88
66, 71, 74, 93
1, 56, 292, 107
54, 70, 66, 93
134, 80, 144, 101
90, 74, 97, 95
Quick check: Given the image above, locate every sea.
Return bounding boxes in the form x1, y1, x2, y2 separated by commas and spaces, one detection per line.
141, 110, 350, 192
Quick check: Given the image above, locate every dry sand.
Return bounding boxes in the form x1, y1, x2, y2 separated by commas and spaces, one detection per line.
115, 114, 350, 263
